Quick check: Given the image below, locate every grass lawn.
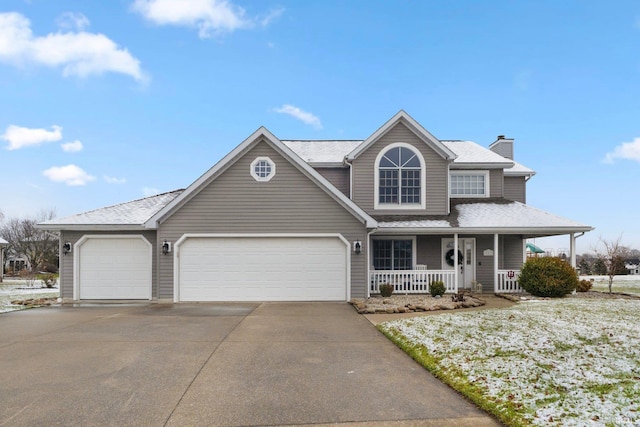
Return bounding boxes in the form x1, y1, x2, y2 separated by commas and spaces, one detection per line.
0, 279, 59, 313
379, 298, 640, 426
583, 275, 640, 296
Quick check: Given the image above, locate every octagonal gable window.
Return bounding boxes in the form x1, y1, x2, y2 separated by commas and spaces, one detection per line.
250, 157, 276, 182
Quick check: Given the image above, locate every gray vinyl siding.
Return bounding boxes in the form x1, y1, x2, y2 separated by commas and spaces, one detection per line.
504, 176, 526, 203
351, 122, 449, 215
314, 167, 350, 197
502, 235, 524, 269
416, 235, 444, 269
414, 234, 523, 290
158, 139, 368, 300
474, 235, 495, 288
489, 169, 503, 198
58, 230, 157, 300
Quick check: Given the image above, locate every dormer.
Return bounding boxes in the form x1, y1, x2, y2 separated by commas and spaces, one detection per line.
345, 111, 456, 216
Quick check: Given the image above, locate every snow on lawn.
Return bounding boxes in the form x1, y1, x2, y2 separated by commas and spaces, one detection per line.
0, 280, 59, 313
380, 299, 640, 426
582, 275, 640, 296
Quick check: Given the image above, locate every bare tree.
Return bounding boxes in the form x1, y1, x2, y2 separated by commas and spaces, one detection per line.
0, 209, 58, 273
594, 235, 628, 293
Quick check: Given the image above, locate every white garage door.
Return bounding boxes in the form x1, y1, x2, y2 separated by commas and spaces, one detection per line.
177, 236, 348, 302
77, 236, 152, 300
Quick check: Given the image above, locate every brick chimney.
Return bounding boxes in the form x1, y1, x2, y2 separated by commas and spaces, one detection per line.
489, 135, 514, 159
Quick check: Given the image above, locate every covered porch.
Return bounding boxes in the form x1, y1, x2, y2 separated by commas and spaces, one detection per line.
368, 232, 584, 296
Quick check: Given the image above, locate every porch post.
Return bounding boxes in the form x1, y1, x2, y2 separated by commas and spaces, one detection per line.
494, 233, 499, 292
523, 239, 527, 264
570, 233, 576, 268
454, 233, 459, 293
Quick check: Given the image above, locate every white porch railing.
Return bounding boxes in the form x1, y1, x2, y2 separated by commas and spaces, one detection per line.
370, 270, 457, 294
496, 270, 522, 293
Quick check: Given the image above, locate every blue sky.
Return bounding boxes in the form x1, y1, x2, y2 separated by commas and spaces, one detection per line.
1, 0, 639, 254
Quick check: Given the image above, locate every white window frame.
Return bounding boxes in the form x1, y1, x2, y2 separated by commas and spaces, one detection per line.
374, 142, 426, 210
250, 156, 276, 182
449, 170, 490, 198
370, 236, 417, 270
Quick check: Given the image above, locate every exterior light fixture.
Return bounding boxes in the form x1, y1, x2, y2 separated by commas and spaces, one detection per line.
63, 242, 72, 255
162, 240, 171, 255
353, 240, 362, 255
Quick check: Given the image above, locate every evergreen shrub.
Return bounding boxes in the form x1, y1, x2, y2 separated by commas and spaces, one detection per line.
519, 257, 578, 297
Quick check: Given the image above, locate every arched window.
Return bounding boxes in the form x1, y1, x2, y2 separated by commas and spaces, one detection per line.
376, 145, 424, 208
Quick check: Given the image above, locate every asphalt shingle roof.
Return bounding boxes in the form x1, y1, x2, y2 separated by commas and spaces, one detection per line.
375, 199, 589, 231
41, 190, 184, 227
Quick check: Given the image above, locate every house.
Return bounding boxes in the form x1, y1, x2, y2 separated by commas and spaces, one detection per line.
625, 259, 640, 275
39, 111, 593, 302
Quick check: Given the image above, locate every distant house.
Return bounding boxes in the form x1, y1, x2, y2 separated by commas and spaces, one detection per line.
625, 259, 640, 275
39, 111, 593, 303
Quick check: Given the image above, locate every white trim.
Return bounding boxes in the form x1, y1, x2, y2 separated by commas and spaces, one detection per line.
145, 127, 377, 229
374, 142, 426, 210
370, 235, 417, 270
346, 110, 457, 161
173, 233, 351, 303
73, 235, 153, 301
449, 170, 490, 198
250, 156, 276, 182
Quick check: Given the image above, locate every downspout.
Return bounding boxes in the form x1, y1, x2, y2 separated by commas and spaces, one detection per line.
344, 156, 353, 200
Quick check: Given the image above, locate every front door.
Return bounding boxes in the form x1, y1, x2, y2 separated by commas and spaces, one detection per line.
441, 238, 476, 289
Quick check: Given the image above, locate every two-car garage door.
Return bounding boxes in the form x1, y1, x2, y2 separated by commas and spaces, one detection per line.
176, 236, 349, 302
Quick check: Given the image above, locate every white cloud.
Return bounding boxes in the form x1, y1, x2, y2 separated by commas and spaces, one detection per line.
104, 175, 127, 184
604, 137, 640, 163
2, 124, 62, 150
56, 12, 90, 31
142, 187, 160, 196
274, 104, 322, 129
42, 164, 95, 186
0, 12, 148, 82
131, 0, 282, 38
61, 140, 83, 152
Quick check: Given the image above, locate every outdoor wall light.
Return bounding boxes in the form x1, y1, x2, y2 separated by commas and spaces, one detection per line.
353, 240, 362, 255
63, 242, 72, 255
162, 240, 171, 255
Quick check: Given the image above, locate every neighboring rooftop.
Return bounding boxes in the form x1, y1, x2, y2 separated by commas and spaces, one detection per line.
39, 190, 184, 228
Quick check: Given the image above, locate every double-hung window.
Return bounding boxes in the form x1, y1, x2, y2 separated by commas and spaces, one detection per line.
377, 146, 422, 206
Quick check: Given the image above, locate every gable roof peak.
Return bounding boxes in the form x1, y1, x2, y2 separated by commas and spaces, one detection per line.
345, 110, 457, 161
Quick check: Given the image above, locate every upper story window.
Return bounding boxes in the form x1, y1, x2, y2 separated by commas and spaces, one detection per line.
374, 143, 426, 209
250, 157, 276, 182
450, 171, 489, 197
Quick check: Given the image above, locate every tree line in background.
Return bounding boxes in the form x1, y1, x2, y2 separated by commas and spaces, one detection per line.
0, 208, 59, 275
576, 235, 637, 293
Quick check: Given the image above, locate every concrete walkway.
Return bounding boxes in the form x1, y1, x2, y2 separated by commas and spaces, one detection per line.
0, 302, 500, 426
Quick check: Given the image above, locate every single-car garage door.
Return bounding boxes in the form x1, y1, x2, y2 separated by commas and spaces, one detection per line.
76, 236, 152, 300
177, 236, 348, 301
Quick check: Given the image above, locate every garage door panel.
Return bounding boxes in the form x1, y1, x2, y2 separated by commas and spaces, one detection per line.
78, 237, 151, 300
178, 237, 347, 302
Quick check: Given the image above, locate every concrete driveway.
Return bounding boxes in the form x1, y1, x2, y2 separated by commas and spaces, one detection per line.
0, 302, 499, 426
